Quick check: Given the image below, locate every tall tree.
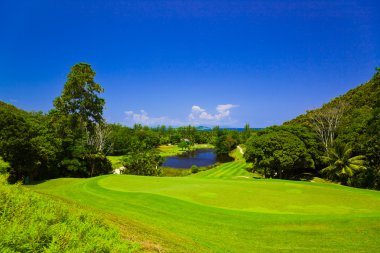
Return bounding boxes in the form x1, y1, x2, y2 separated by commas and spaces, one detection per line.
53, 63, 105, 133
51, 63, 107, 177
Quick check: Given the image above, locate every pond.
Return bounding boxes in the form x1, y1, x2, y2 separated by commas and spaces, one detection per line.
162, 148, 233, 169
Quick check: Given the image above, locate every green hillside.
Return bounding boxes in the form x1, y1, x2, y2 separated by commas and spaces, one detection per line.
283, 69, 380, 189
30, 173, 380, 252
285, 70, 380, 128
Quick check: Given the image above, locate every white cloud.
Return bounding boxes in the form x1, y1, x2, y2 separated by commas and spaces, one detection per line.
125, 110, 183, 126
125, 104, 239, 127
188, 104, 239, 124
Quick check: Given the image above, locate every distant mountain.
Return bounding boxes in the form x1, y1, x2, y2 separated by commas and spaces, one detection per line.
196, 126, 212, 131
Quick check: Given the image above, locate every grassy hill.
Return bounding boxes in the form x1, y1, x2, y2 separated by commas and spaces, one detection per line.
29, 170, 380, 252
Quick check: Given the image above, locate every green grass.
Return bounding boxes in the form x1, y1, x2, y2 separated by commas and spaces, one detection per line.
191, 161, 253, 180
29, 174, 380, 253
229, 145, 246, 162
108, 155, 123, 169
0, 174, 138, 252
161, 167, 192, 177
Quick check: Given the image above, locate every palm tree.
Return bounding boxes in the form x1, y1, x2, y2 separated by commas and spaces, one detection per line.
321, 144, 366, 185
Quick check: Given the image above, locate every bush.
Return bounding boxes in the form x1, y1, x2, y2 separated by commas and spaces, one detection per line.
0, 157, 10, 174
191, 165, 199, 173
0, 174, 139, 252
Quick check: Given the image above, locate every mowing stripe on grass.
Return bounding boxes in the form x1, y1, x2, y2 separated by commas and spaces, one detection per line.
193, 161, 253, 180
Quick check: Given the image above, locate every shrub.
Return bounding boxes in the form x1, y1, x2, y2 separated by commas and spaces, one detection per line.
0, 157, 10, 174
191, 165, 199, 173
0, 174, 139, 252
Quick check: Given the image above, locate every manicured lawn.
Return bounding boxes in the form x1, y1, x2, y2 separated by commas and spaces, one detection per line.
191, 161, 253, 180
30, 174, 380, 252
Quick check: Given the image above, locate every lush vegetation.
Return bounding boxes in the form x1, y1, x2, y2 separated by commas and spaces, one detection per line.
245, 126, 316, 179
0, 63, 113, 183
30, 173, 380, 252
0, 174, 137, 252
282, 68, 380, 189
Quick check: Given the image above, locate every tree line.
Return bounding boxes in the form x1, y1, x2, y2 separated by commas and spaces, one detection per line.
0, 63, 245, 182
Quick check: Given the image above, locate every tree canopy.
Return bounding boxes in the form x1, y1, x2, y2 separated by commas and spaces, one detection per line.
245, 128, 314, 179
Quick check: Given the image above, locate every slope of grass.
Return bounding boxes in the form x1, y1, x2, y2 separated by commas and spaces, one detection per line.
108, 155, 123, 169
191, 161, 253, 180
30, 175, 380, 253
0, 174, 138, 252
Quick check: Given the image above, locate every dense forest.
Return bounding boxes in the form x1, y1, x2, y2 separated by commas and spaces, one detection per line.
0, 64, 379, 190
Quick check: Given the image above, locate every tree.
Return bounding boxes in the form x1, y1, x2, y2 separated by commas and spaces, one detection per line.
242, 123, 251, 142
0, 109, 36, 182
85, 123, 113, 155
84, 153, 112, 177
214, 131, 238, 155
121, 149, 164, 176
321, 144, 366, 185
51, 63, 107, 177
245, 130, 314, 179
178, 140, 190, 151
310, 101, 346, 154
53, 63, 105, 134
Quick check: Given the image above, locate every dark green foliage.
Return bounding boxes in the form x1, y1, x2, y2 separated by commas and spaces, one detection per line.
51, 63, 109, 178
191, 165, 199, 173
214, 128, 239, 155
53, 63, 105, 133
321, 144, 366, 185
84, 153, 113, 177
285, 68, 380, 188
0, 174, 137, 252
245, 128, 315, 179
178, 141, 189, 150
122, 149, 164, 176
259, 125, 324, 169
0, 104, 60, 182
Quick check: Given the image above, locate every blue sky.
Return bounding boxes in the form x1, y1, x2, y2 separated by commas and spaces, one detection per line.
0, 0, 379, 127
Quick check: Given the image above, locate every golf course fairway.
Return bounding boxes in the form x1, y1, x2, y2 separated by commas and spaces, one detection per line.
30, 169, 380, 252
